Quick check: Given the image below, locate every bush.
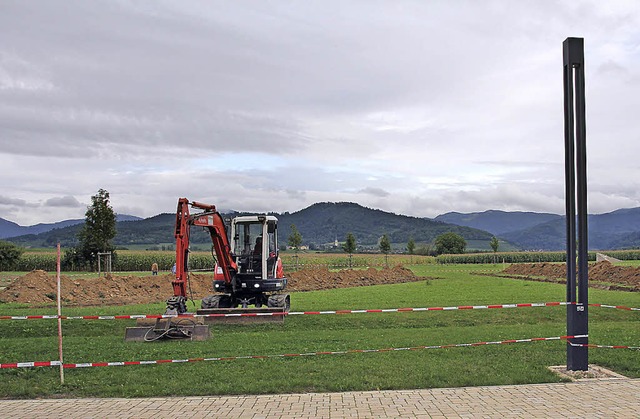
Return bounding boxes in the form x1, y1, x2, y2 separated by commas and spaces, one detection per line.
0, 241, 24, 271
434, 232, 466, 255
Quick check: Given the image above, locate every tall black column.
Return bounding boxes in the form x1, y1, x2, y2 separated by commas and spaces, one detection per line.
563, 37, 588, 371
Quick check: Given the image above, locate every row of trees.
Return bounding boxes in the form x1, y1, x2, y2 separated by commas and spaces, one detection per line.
287, 224, 501, 258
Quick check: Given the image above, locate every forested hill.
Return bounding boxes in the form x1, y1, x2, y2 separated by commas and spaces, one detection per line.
6, 202, 493, 249
0, 214, 140, 240
5, 213, 176, 248
438, 207, 640, 250
435, 210, 562, 235
275, 202, 492, 246
11, 203, 640, 251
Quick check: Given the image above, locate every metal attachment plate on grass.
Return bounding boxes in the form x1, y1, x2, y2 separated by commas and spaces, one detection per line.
124, 317, 210, 342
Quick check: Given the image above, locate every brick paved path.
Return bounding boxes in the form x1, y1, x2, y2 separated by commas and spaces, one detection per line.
3, 378, 638, 418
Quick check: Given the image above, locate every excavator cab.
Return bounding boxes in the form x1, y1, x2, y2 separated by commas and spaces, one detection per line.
204, 214, 288, 310
232, 216, 281, 279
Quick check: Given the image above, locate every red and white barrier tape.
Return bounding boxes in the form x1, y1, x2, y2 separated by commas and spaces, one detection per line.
1, 302, 637, 321
0, 301, 573, 321
0, 334, 587, 369
569, 342, 640, 350
588, 303, 639, 311
286, 301, 570, 316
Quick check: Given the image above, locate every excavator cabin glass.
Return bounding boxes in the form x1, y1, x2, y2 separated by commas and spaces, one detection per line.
231, 217, 278, 280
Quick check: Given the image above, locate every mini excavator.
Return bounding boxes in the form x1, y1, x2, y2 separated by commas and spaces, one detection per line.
125, 198, 289, 341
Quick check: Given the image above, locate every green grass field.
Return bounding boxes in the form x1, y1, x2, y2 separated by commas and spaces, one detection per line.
0, 264, 638, 398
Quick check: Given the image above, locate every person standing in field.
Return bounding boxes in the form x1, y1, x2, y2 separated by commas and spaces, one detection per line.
151, 262, 158, 276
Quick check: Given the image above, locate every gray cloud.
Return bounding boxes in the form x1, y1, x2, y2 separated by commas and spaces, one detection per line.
359, 187, 391, 198
44, 196, 83, 208
1, 0, 639, 225
0, 196, 28, 206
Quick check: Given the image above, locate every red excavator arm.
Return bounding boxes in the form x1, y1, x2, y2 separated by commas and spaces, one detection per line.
169, 198, 237, 314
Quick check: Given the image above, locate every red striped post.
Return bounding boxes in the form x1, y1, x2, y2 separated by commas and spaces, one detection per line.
56, 243, 64, 384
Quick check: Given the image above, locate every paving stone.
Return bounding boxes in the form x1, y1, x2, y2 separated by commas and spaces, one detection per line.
2, 379, 638, 418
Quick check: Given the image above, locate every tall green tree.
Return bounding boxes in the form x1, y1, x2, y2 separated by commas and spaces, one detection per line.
67, 189, 117, 270
343, 233, 356, 254
0, 240, 23, 271
343, 232, 356, 268
434, 232, 466, 255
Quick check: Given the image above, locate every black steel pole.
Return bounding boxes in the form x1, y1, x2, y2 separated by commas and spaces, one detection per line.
563, 37, 588, 371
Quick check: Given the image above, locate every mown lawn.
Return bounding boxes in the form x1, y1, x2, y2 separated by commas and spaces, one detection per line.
0, 263, 637, 398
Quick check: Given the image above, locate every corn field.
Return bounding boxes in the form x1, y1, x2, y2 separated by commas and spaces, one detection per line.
10, 249, 640, 273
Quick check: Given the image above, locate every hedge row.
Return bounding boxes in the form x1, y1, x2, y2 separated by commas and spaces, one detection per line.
115, 252, 214, 272
602, 250, 640, 260
14, 253, 59, 272
435, 250, 640, 264
434, 251, 640, 264
13, 249, 640, 272
280, 254, 434, 269
435, 252, 596, 264
14, 251, 216, 273
13, 251, 436, 272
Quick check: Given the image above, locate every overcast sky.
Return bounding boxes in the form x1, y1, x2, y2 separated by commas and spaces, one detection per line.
1, 1, 639, 225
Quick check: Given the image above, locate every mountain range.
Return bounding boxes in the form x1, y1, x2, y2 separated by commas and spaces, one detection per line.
3, 203, 640, 251
3, 203, 491, 250
0, 214, 141, 240
435, 207, 640, 250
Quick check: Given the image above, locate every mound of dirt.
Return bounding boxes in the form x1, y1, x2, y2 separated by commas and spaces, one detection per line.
286, 266, 421, 292
0, 270, 214, 306
0, 266, 424, 307
502, 261, 640, 291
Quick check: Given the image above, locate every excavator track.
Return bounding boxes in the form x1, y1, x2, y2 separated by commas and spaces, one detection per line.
198, 293, 289, 324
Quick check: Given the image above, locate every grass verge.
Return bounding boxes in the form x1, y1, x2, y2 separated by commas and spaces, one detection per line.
0, 263, 637, 398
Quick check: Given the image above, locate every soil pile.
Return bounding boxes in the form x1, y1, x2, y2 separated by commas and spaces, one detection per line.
502, 261, 640, 291
286, 266, 421, 292
0, 270, 214, 306
0, 266, 423, 307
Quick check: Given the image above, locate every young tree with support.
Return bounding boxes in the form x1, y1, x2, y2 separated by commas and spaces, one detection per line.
490, 236, 499, 263
379, 234, 391, 268
407, 237, 416, 255
407, 237, 416, 264
343, 232, 356, 268
66, 189, 117, 271
288, 224, 303, 271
